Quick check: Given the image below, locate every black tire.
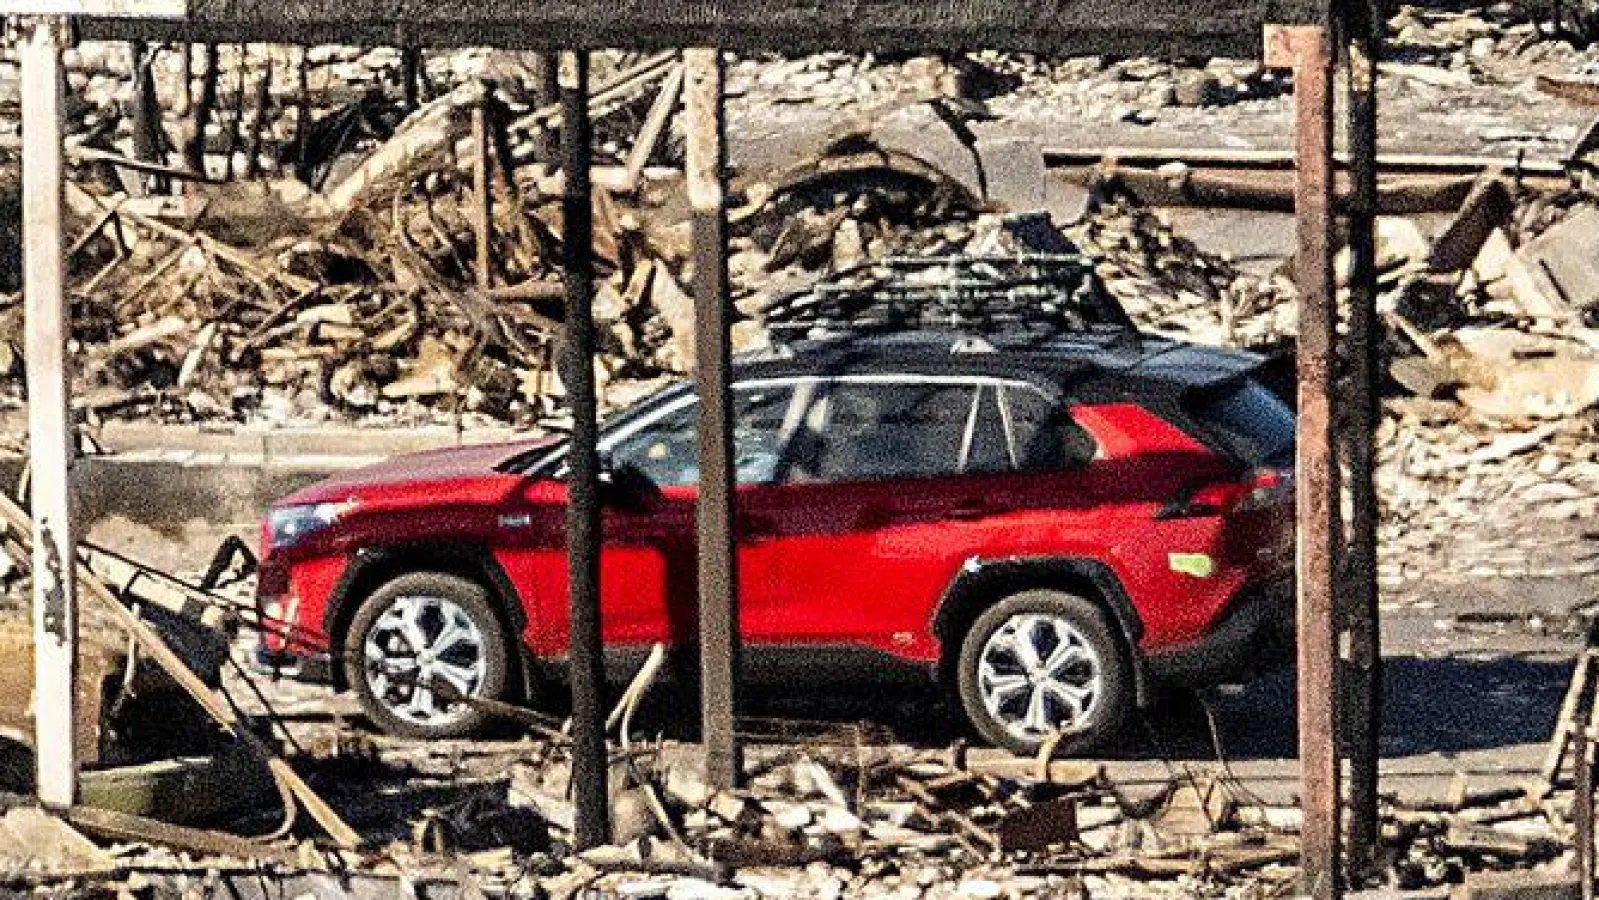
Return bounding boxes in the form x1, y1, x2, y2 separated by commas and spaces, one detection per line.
344, 571, 511, 739
956, 589, 1131, 756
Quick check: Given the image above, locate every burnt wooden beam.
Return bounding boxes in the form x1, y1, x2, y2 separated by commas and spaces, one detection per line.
1343, 2, 1384, 881
686, 46, 741, 790
81, 0, 1325, 56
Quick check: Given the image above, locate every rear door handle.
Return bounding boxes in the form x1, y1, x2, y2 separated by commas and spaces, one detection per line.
948, 502, 990, 520
740, 515, 777, 543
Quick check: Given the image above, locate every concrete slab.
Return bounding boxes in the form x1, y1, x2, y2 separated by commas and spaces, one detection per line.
976, 137, 1048, 213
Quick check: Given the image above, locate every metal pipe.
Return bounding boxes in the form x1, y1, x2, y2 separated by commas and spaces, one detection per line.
559, 49, 609, 850
1278, 23, 1342, 900
685, 46, 742, 789
20, 15, 79, 812
1344, 11, 1384, 881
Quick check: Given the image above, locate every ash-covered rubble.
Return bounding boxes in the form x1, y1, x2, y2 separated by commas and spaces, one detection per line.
0, 17, 1596, 604
0, 84, 1296, 432
10, 628, 1573, 900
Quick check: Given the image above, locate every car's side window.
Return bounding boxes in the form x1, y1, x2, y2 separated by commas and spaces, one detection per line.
787, 381, 980, 482
603, 385, 796, 488
1003, 385, 1096, 471
963, 385, 1013, 475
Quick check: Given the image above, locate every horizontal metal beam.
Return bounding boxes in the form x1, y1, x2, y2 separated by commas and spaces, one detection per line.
80, 0, 1325, 56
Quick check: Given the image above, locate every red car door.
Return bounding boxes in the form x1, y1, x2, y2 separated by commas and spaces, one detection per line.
498, 383, 799, 658
734, 376, 1021, 663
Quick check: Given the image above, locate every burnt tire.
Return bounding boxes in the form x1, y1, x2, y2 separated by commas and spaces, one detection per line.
956, 589, 1131, 756
345, 572, 510, 739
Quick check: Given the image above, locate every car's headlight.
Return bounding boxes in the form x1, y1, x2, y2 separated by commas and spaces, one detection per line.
267, 500, 355, 549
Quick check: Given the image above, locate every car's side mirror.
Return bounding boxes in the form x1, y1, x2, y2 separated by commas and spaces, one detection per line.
598, 459, 663, 512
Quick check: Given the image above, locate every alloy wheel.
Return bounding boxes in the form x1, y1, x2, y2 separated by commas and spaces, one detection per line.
975, 612, 1103, 742
362, 594, 488, 726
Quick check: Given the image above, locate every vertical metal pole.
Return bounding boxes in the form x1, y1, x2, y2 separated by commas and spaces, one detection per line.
685, 47, 741, 789
529, 53, 561, 164
472, 90, 494, 291
1579, 728, 1595, 900
1282, 23, 1342, 900
560, 50, 609, 850
20, 17, 78, 811
1344, 4, 1384, 879
401, 46, 422, 112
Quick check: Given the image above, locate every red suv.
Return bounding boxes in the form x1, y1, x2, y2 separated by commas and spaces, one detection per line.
255, 327, 1295, 755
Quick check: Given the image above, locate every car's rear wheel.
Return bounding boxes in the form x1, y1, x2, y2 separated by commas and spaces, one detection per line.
956, 589, 1130, 756
345, 572, 510, 738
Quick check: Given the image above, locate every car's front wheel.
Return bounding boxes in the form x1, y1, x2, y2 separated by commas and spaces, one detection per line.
345, 572, 510, 738
956, 589, 1131, 756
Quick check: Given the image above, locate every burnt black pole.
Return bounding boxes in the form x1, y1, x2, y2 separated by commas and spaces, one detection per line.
685, 47, 741, 788
560, 49, 609, 850
1344, 0, 1384, 879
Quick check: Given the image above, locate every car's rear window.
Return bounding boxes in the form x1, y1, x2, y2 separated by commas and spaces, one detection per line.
1184, 378, 1295, 468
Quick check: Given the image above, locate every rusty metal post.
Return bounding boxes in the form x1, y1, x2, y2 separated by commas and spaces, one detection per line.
559, 50, 609, 850
1271, 23, 1342, 900
1344, 5, 1384, 880
472, 87, 494, 291
685, 46, 742, 789
19, 16, 79, 811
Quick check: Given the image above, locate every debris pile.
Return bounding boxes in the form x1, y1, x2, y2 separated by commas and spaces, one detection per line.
0, 77, 1304, 431
1353, 174, 1599, 594
6, 634, 1588, 900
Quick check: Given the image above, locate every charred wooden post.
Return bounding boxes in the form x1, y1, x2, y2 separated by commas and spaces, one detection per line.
245, 57, 273, 179
185, 42, 220, 177
472, 84, 494, 290
401, 46, 423, 112
685, 46, 742, 789
559, 50, 610, 850
294, 45, 312, 183
1270, 22, 1342, 900
176, 43, 193, 116
529, 52, 560, 163
19, 15, 79, 810
1344, 1, 1384, 879
129, 41, 167, 192
221, 44, 248, 181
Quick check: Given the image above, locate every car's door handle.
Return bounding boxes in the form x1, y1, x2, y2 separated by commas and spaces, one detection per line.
948, 502, 990, 520
740, 515, 777, 542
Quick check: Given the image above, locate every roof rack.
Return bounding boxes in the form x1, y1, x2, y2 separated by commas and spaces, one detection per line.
761, 254, 1134, 339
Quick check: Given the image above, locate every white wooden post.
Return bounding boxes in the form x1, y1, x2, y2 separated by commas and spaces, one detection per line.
19, 16, 78, 810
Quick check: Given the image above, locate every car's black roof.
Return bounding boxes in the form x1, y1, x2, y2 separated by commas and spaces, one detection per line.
728, 327, 1265, 401
507, 327, 1270, 475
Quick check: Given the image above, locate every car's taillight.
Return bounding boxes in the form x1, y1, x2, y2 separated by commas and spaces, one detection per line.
1157, 469, 1290, 519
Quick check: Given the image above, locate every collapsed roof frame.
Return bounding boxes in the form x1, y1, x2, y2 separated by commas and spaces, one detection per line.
5, 1, 1382, 895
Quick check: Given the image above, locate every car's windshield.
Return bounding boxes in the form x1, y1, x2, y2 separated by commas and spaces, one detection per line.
495, 387, 687, 477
